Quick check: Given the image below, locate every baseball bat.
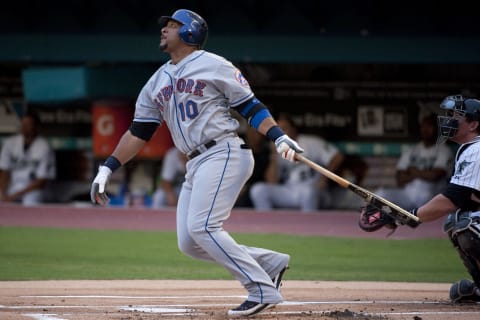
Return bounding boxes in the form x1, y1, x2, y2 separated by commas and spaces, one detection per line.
295, 154, 420, 224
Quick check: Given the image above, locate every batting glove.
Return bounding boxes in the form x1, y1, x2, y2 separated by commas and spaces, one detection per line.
274, 134, 304, 162
90, 165, 112, 206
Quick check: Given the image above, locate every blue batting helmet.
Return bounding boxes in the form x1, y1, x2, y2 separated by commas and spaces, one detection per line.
159, 9, 208, 49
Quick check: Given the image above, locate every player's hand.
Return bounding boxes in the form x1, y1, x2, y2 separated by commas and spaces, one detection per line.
274, 134, 304, 162
90, 165, 112, 206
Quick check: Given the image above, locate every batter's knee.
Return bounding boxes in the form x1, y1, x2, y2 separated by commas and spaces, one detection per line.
177, 235, 198, 258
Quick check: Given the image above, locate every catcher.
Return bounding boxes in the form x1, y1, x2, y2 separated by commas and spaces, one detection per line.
359, 95, 480, 303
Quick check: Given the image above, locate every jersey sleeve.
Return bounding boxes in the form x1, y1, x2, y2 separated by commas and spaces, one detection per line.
308, 136, 339, 166
213, 62, 254, 107
160, 149, 179, 182
34, 139, 56, 180
433, 145, 454, 170
321, 141, 339, 166
450, 144, 480, 190
0, 137, 13, 170
396, 146, 414, 170
134, 71, 163, 124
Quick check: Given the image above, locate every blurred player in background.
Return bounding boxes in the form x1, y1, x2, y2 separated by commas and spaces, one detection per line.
151, 146, 187, 208
375, 113, 454, 208
0, 112, 56, 205
250, 113, 344, 211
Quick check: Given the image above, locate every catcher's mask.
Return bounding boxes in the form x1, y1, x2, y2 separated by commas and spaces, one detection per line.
437, 95, 480, 144
158, 9, 208, 49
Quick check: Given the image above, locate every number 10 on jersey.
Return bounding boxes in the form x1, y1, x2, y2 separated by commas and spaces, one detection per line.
178, 100, 199, 121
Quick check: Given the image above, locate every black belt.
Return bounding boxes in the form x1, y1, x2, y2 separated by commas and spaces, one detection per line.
187, 140, 250, 160
187, 140, 217, 160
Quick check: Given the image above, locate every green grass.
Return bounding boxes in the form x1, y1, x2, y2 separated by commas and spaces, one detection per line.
0, 226, 468, 282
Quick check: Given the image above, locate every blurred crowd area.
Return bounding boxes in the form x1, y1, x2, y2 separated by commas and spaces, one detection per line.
0, 0, 477, 209
0, 103, 457, 211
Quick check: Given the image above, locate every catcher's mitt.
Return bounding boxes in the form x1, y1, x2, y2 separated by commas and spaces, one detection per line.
359, 204, 397, 232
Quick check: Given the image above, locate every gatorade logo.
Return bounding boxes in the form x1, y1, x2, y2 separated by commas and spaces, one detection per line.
97, 114, 114, 136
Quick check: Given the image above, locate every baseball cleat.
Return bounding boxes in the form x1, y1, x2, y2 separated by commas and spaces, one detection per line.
227, 300, 270, 317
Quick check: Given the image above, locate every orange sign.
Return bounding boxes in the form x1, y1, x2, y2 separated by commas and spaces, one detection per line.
137, 122, 173, 159
92, 101, 173, 159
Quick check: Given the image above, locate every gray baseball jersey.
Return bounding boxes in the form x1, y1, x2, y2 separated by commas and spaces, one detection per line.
135, 50, 252, 154
0, 134, 56, 204
135, 50, 288, 304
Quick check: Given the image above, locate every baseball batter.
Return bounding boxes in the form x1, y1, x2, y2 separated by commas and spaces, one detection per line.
90, 9, 303, 317
359, 95, 480, 302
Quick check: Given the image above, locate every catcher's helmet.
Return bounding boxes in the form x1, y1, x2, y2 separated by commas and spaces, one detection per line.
437, 95, 480, 143
159, 9, 208, 49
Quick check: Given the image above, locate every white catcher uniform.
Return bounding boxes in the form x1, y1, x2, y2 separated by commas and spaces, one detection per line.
0, 134, 56, 205
135, 50, 289, 304
376, 142, 454, 208
450, 136, 480, 198
250, 134, 340, 211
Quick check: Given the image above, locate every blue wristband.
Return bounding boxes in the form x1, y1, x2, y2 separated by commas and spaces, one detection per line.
266, 126, 285, 142
103, 156, 122, 172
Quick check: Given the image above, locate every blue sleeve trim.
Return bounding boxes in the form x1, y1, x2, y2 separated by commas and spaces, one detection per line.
237, 98, 260, 117
250, 109, 271, 130
230, 93, 255, 106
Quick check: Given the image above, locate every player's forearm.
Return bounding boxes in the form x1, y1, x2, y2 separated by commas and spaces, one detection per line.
396, 170, 413, 186
111, 130, 147, 165
8, 179, 47, 201
256, 117, 279, 137
416, 193, 457, 222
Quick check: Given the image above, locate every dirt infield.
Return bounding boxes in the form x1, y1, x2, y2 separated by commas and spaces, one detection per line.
1, 280, 480, 320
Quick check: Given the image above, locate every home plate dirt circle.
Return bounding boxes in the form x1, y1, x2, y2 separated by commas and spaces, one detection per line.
1, 280, 480, 320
